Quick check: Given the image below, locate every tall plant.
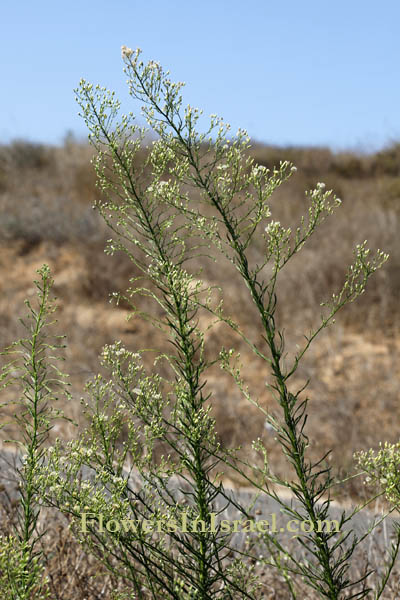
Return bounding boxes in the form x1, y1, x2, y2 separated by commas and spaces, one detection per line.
0, 265, 69, 599
33, 46, 396, 599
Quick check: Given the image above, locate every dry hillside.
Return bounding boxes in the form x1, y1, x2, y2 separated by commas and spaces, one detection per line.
0, 138, 399, 501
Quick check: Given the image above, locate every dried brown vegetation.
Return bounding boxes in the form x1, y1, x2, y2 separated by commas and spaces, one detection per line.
0, 138, 399, 596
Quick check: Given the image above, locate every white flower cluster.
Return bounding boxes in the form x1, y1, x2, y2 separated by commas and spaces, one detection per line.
121, 45, 133, 59
355, 440, 400, 505
251, 164, 268, 177
146, 180, 169, 195
101, 341, 129, 363
264, 220, 281, 235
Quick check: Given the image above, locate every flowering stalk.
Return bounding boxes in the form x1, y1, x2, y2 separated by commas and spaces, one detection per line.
0, 265, 69, 599
34, 61, 262, 597
114, 47, 391, 599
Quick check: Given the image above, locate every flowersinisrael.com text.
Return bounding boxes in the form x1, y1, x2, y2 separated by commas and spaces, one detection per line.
80, 512, 340, 536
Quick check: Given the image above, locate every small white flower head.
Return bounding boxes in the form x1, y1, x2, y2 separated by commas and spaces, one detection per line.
291, 166, 297, 172
121, 45, 133, 59
317, 182, 326, 190
265, 220, 281, 235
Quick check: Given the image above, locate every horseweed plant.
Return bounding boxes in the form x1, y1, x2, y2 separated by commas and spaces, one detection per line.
0, 265, 70, 599
6, 46, 395, 598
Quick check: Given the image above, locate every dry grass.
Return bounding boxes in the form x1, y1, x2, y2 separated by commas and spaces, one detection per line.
0, 138, 400, 595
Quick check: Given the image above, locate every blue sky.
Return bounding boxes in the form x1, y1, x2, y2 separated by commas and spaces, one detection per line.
2, 0, 399, 151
